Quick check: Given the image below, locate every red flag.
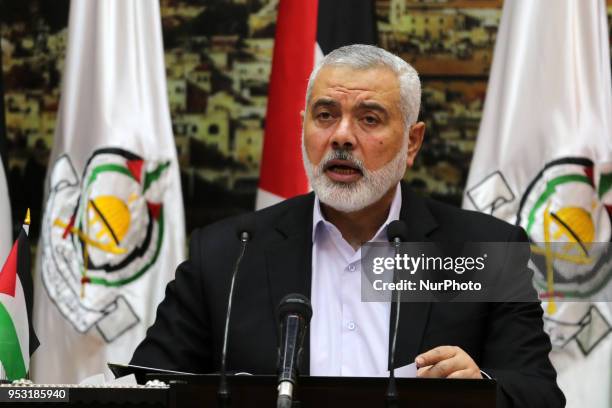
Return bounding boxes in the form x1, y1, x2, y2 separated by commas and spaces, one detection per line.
0, 239, 18, 297
256, 0, 318, 208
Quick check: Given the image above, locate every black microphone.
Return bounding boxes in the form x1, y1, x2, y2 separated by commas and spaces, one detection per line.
217, 216, 255, 408
385, 220, 409, 408
276, 294, 313, 408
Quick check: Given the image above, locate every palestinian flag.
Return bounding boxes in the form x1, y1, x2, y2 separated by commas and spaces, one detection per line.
0, 212, 39, 381
256, 0, 377, 209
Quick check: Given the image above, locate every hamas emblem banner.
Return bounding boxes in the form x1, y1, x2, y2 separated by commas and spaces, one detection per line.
516, 158, 612, 355
41, 147, 170, 342
518, 158, 612, 301
31, 0, 185, 384
463, 1, 612, 405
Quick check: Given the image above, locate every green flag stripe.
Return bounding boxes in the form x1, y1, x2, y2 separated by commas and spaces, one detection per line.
0, 302, 26, 380
143, 162, 170, 192
86, 164, 134, 187
526, 174, 591, 233
598, 172, 612, 198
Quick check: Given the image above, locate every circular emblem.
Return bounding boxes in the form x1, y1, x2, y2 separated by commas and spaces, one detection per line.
517, 157, 612, 299
41, 147, 170, 342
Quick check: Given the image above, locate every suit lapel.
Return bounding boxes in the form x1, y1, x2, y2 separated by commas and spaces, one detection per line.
262, 187, 439, 373
389, 184, 438, 369
264, 193, 315, 374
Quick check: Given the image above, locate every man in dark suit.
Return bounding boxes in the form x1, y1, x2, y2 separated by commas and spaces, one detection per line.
132, 45, 564, 407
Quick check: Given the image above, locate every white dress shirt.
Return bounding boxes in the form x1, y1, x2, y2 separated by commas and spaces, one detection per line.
309, 183, 402, 376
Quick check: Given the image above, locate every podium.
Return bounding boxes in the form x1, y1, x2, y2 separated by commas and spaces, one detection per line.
0, 375, 496, 407
155, 374, 497, 408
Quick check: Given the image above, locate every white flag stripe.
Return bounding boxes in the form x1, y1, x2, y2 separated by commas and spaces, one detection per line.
33, 0, 185, 383
0, 279, 30, 376
255, 188, 285, 210
0, 160, 11, 264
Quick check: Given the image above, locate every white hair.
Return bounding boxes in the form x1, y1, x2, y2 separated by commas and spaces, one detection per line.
305, 44, 422, 129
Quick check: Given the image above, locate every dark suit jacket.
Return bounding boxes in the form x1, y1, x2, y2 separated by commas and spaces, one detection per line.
131, 184, 565, 407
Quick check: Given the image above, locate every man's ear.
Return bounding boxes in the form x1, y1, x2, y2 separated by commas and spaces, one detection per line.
300, 110, 305, 122
406, 122, 425, 168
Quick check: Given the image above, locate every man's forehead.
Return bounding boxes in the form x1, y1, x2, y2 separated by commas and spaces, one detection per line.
310, 65, 400, 99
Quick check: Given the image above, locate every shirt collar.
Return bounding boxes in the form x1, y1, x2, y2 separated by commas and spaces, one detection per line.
312, 183, 403, 243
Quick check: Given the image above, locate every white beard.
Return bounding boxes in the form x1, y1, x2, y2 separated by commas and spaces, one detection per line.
302, 138, 409, 213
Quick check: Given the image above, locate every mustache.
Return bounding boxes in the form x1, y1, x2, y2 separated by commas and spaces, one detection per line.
319, 149, 365, 173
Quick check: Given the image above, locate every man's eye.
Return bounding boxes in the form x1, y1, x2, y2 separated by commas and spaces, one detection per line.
317, 112, 333, 120
363, 115, 379, 125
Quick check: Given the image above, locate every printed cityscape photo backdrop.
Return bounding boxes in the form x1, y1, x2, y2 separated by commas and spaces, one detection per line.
1, 0, 612, 239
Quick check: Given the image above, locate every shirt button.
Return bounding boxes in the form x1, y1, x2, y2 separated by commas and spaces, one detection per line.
347, 321, 356, 331
348, 264, 356, 272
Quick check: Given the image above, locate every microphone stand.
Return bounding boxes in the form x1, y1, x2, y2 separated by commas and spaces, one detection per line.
217, 231, 249, 408
385, 236, 402, 408
276, 294, 312, 408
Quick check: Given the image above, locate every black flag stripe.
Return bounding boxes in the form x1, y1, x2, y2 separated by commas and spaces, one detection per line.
316, 0, 378, 55
16, 227, 40, 356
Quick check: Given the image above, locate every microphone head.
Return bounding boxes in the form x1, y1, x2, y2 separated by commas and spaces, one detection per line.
386, 220, 409, 242
235, 214, 255, 241
277, 294, 313, 322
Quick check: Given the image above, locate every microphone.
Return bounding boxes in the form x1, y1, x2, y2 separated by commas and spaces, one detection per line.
385, 220, 409, 408
217, 216, 255, 408
276, 294, 313, 408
